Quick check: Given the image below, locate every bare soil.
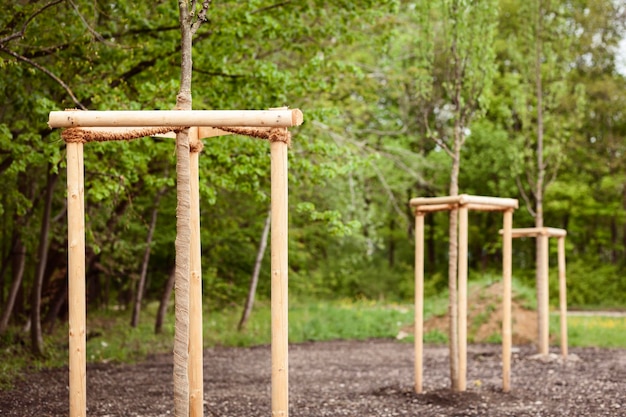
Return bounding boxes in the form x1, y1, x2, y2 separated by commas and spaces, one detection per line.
1, 340, 625, 416
2, 284, 624, 416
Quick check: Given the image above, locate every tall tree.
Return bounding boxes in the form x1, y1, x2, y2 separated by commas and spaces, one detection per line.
418, 0, 498, 391
173, 2, 210, 416
495, 0, 586, 350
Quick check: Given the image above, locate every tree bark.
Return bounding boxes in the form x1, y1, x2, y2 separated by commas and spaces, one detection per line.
388, 216, 396, 268
447, 128, 461, 391
173, 1, 208, 414
155, 264, 176, 334
238, 208, 271, 331
534, 0, 546, 353
31, 168, 58, 355
0, 235, 26, 334
447, 13, 463, 389
44, 277, 67, 334
0, 235, 20, 308
131, 187, 166, 327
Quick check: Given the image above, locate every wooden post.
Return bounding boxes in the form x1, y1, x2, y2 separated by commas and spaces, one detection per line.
457, 206, 469, 392
271, 135, 289, 417
502, 209, 513, 393
188, 128, 204, 417
539, 234, 550, 356
558, 236, 568, 358
414, 213, 425, 394
67, 141, 86, 417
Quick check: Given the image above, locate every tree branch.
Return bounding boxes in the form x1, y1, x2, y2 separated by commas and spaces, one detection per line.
422, 111, 455, 159
21, 26, 180, 59
67, 0, 125, 48
0, 0, 64, 44
516, 175, 536, 218
191, 0, 211, 35
524, 154, 537, 199
0, 45, 87, 110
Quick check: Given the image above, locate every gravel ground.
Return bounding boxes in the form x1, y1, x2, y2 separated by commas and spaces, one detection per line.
1, 340, 625, 416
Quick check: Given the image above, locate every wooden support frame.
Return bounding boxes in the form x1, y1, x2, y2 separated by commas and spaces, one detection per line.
500, 227, 568, 358
55, 109, 301, 417
49, 109, 303, 128
410, 194, 518, 393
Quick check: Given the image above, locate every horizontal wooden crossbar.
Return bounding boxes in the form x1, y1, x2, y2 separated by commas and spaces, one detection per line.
48, 109, 304, 128
410, 194, 519, 213
499, 227, 567, 238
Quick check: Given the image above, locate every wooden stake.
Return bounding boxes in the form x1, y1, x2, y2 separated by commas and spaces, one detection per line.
67, 141, 86, 417
414, 213, 425, 394
537, 234, 550, 355
457, 206, 468, 392
188, 127, 204, 417
558, 236, 568, 358
502, 209, 513, 393
48, 109, 304, 128
271, 136, 289, 417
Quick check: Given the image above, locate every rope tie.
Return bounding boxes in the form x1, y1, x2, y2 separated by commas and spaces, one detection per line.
61, 126, 185, 143
189, 140, 204, 153
61, 126, 291, 148
268, 128, 291, 146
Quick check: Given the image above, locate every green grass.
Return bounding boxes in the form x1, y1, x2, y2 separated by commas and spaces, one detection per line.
205, 299, 416, 346
551, 314, 626, 349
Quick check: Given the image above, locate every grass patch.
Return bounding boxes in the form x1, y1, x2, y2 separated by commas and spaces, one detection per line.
551, 314, 626, 349
206, 299, 415, 346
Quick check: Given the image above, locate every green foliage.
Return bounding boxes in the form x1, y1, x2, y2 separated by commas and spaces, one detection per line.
556, 260, 626, 308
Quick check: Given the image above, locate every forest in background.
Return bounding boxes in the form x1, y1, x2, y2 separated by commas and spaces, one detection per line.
1, 0, 626, 353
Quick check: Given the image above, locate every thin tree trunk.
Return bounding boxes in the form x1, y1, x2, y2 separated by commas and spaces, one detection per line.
155, 264, 176, 334
622, 184, 626, 261
131, 187, 166, 327
447, 133, 461, 391
31, 169, 58, 356
173, 19, 193, 417
0, 236, 26, 334
534, 0, 546, 353
44, 278, 67, 334
0, 235, 19, 307
388, 216, 396, 269
238, 208, 271, 331
446, 3, 467, 389
173, 3, 210, 415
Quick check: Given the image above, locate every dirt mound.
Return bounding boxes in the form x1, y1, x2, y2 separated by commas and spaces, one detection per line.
422, 281, 538, 345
